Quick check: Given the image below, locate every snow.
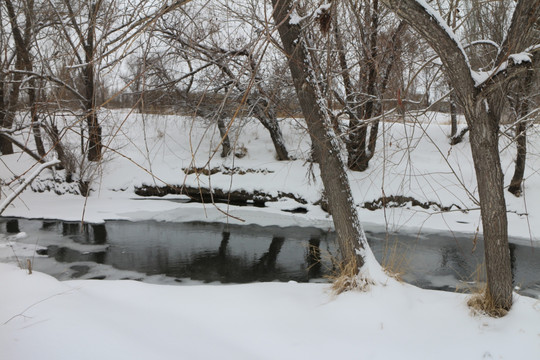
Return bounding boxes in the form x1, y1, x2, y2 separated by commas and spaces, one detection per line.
0, 159, 60, 214
509, 52, 532, 65
472, 51, 533, 87
288, 8, 305, 25
1, 263, 539, 360
314, 3, 332, 16
1, 110, 540, 359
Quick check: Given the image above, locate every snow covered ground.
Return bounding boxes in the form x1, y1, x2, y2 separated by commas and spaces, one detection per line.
1, 110, 540, 359
1, 262, 539, 360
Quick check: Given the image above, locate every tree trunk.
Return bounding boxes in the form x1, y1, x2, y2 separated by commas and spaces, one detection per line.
29, 81, 46, 158
248, 98, 289, 160
0, 71, 11, 155
0, 72, 22, 155
380, 0, 527, 314
45, 123, 70, 171
367, 119, 379, 158
266, 122, 290, 161
217, 117, 232, 157
84, 2, 102, 162
86, 110, 102, 162
347, 123, 368, 171
467, 109, 513, 310
272, 0, 373, 272
450, 92, 458, 139
508, 120, 527, 197
508, 67, 534, 197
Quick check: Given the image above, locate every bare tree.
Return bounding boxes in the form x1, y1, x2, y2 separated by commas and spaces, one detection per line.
381, 0, 540, 314
332, 1, 406, 171
148, 3, 291, 160
271, 0, 382, 285
41, 0, 190, 162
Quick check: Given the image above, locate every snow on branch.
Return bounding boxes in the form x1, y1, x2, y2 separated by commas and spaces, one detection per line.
289, 8, 306, 25
288, 2, 331, 25
473, 46, 540, 89
0, 159, 60, 215
466, 40, 500, 52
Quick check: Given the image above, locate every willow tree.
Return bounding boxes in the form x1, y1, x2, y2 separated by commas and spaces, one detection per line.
381, 0, 540, 314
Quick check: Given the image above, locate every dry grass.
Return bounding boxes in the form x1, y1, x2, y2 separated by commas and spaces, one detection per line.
467, 288, 509, 318
381, 237, 410, 282
465, 264, 509, 317
329, 260, 375, 295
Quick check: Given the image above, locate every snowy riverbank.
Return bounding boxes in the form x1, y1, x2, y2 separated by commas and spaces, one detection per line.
1, 110, 540, 242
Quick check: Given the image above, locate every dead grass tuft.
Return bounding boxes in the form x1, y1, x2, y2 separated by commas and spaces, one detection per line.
461, 263, 509, 317
329, 260, 374, 295
467, 288, 509, 318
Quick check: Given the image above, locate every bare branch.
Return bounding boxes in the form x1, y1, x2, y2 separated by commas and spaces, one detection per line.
0, 159, 60, 215
380, 0, 476, 101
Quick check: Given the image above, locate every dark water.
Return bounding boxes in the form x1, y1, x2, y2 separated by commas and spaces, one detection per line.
1, 218, 539, 297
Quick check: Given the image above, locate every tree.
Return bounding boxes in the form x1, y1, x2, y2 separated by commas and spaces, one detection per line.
333, 0, 406, 171
43, 1, 190, 162
271, 0, 382, 286
507, 65, 538, 196
148, 2, 291, 160
459, 0, 537, 196
381, 0, 540, 313
0, 0, 28, 155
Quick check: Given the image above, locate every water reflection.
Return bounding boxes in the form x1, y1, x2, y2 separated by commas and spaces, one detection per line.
6, 219, 19, 233
47, 245, 107, 264
307, 237, 322, 278
62, 222, 107, 244
0, 218, 538, 297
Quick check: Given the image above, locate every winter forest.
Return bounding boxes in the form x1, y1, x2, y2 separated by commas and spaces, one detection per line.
1, 1, 540, 359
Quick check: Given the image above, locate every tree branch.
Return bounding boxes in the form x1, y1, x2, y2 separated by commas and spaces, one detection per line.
496, 1, 540, 65
0, 133, 45, 164
0, 159, 60, 215
380, 0, 476, 102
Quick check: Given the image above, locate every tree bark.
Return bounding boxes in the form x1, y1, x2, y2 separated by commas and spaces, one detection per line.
508, 121, 527, 197
467, 108, 512, 309
508, 64, 535, 197
450, 92, 458, 139
248, 98, 290, 160
23, 0, 45, 158
83, 2, 102, 162
0, 0, 27, 155
2, 0, 45, 157
272, 0, 371, 271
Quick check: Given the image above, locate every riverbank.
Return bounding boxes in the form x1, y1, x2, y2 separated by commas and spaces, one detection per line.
1, 110, 539, 243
